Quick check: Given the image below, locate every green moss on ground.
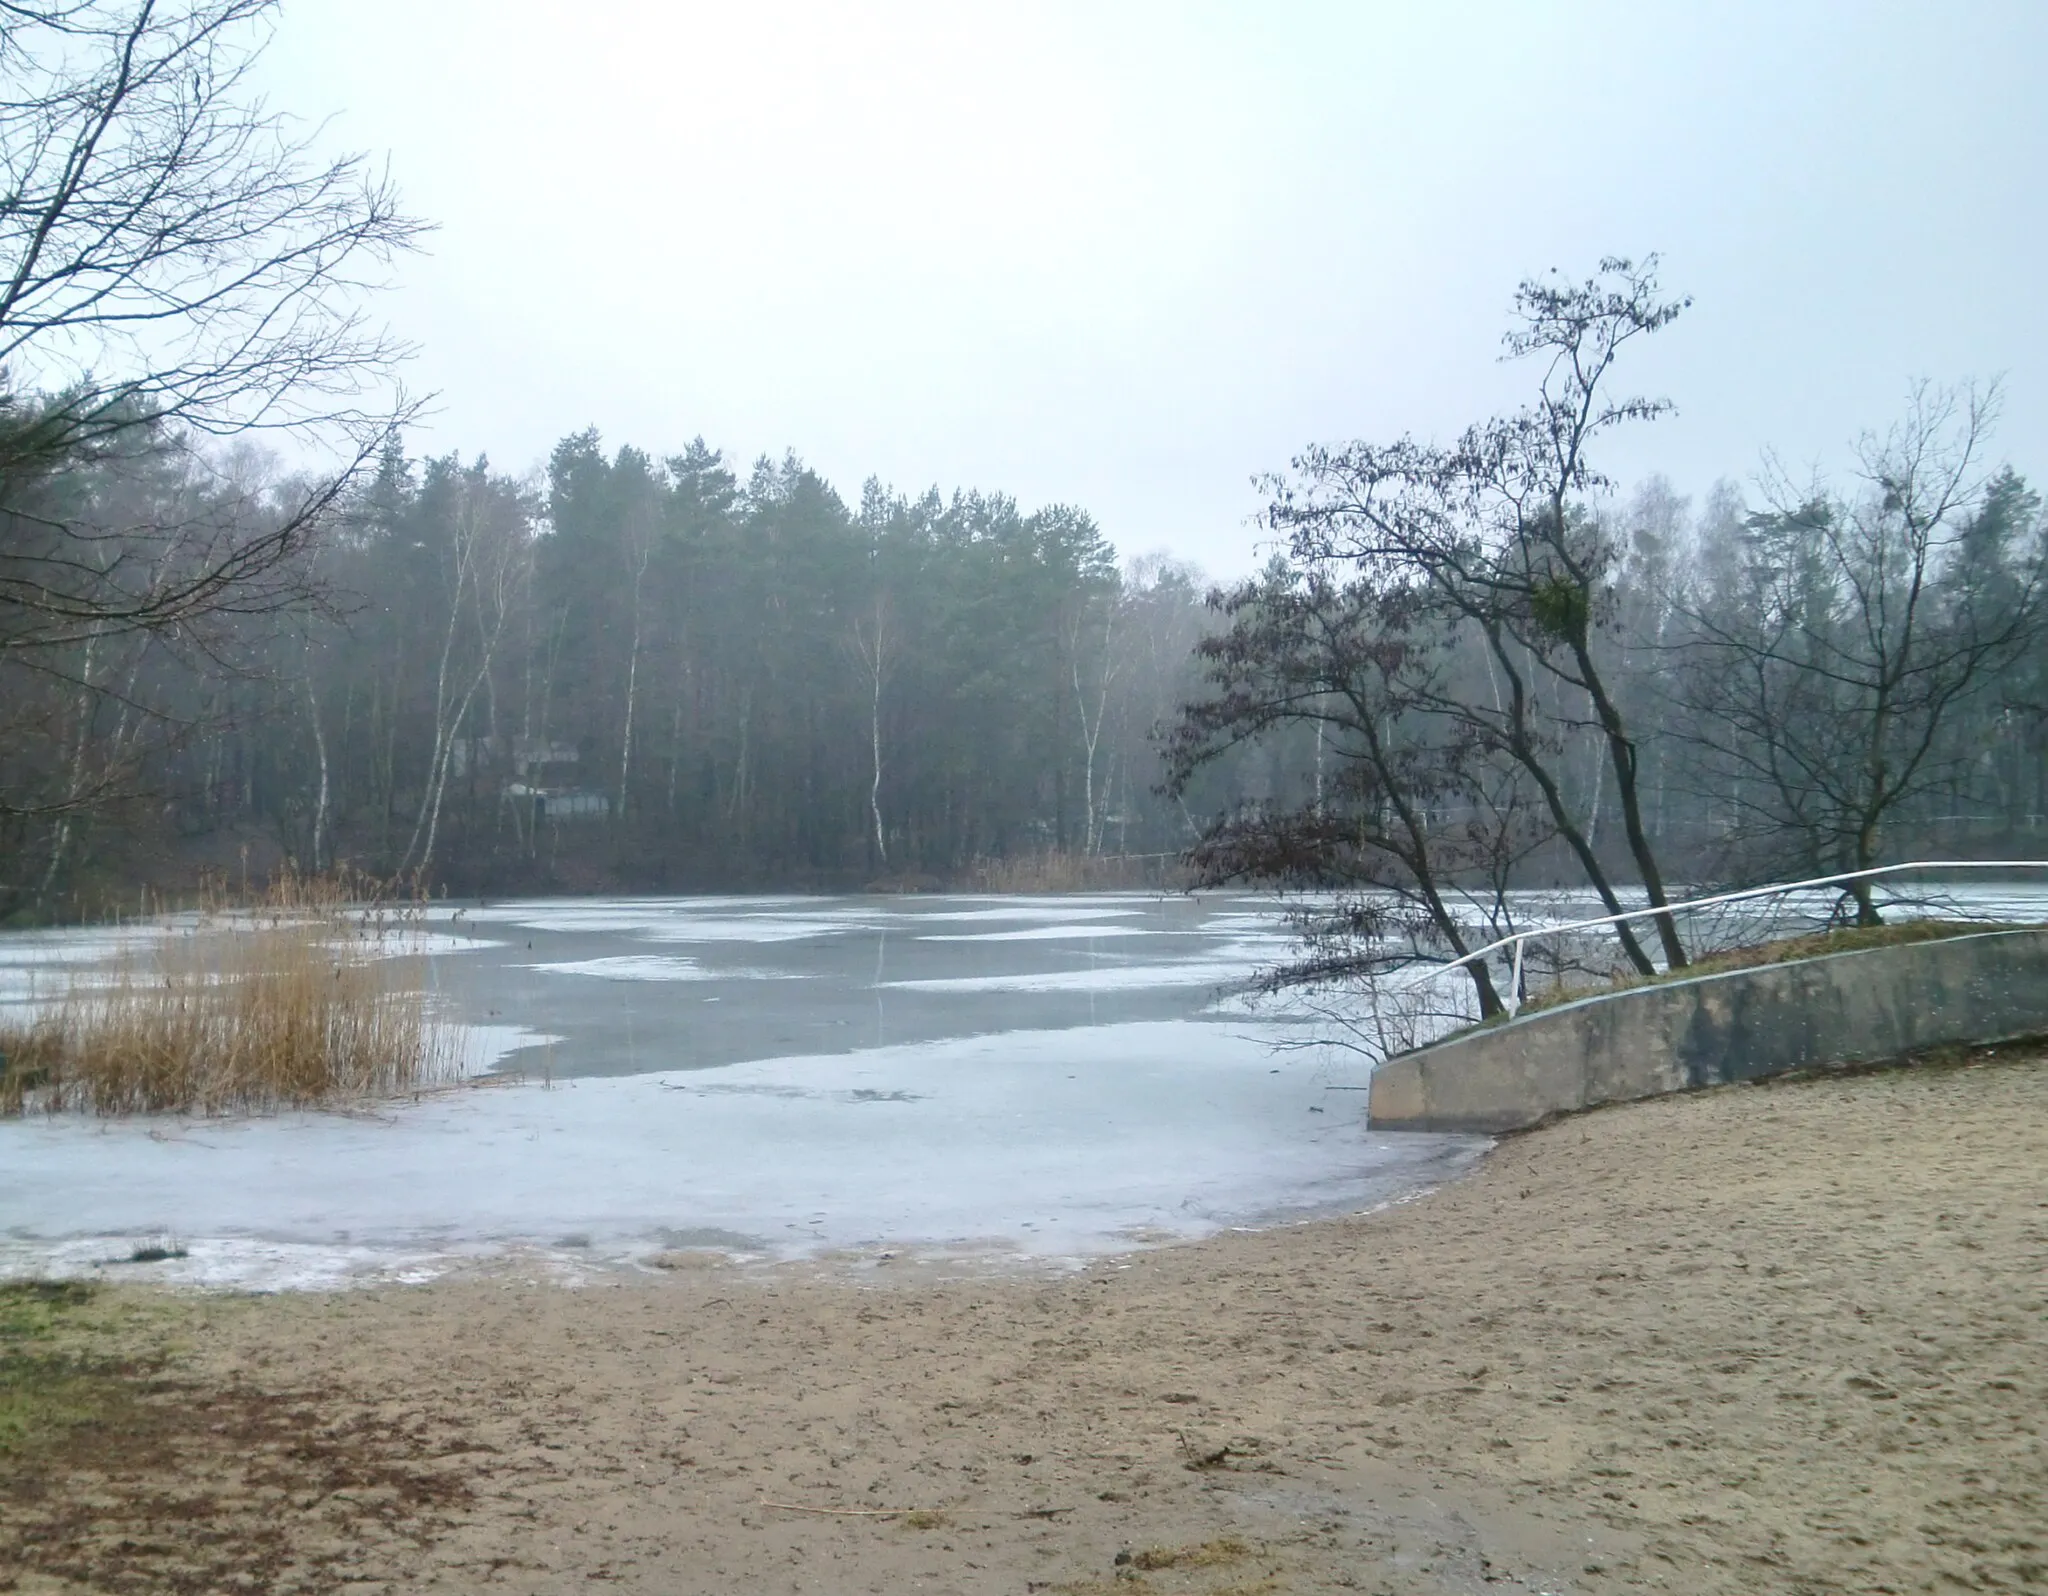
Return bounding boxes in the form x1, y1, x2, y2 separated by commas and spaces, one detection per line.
0, 1280, 156, 1456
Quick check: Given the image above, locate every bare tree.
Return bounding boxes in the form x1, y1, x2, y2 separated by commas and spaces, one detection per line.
1166, 562, 1537, 1019
399, 468, 527, 879
1675, 383, 2043, 922
1265, 257, 1691, 974
0, 0, 424, 829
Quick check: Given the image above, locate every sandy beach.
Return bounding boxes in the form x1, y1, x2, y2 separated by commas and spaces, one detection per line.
6, 1045, 2044, 1595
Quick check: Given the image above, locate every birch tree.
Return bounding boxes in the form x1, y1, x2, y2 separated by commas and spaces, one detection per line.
850, 597, 889, 864
398, 465, 527, 879
1067, 584, 1118, 855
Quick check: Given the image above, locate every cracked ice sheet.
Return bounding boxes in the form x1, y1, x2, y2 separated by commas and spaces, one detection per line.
0, 927, 168, 968
463, 908, 853, 942
881, 960, 1268, 994
633, 907, 1153, 941
890, 906, 1145, 922
0, 1020, 1487, 1291
447, 1022, 565, 1078
916, 924, 1153, 942
0, 966, 135, 1007
420, 894, 1169, 943
0, 920, 492, 973
637, 919, 863, 943
460, 897, 834, 937
879, 935, 1282, 996
522, 956, 799, 982
360, 929, 498, 958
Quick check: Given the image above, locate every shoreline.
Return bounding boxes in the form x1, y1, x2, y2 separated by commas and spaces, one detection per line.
0, 1016, 1488, 1293
5, 1045, 2043, 1594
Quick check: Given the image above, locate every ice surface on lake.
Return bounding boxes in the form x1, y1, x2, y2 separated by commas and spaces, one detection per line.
638, 918, 861, 943
17, 1234, 469, 1293
917, 924, 1152, 942
470, 908, 855, 942
365, 929, 496, 959
18, 878, 2038, 1293
526, 956, 802, 981
0, 967, 130, 1008
0, 1020, 1482, 1291
1202, 990, 1325, 1021
1, 890, 1473, 1288
462, 898, 835, 939
883, 959, 1268, 994
899, 905, 1144, 923
0, 926, 168, 970
0, 919, 489, 985
447, 1022, 564, 1078
529, 955, 721, 981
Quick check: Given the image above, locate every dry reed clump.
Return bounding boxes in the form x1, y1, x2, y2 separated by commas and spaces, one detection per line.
0, 872, 451, 1117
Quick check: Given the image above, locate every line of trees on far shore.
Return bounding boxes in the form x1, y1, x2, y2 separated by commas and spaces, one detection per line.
3, 6, 2045, 937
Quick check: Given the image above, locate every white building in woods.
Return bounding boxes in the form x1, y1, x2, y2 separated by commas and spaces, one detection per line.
448, 736, 613, 823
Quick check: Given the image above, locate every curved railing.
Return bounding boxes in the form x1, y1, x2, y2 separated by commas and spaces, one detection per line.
1440, 860, 2048, 1018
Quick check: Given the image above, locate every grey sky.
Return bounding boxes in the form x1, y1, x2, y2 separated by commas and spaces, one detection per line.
259, 1, 2046, 575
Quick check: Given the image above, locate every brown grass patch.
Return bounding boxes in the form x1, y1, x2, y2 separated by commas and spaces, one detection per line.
1502, 917, 2024, 1023
1127, 1536, 1252, 1571
0, 1280, 474, 1594
1063, 1538, 1267, 1596
0, 871, 450, 1116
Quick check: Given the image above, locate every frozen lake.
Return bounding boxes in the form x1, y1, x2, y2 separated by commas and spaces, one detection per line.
13, 876, 2037, 1291
0, 892, 1486, 1289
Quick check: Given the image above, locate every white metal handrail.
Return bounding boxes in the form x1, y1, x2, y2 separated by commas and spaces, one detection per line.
1438, 859, 2048, 1017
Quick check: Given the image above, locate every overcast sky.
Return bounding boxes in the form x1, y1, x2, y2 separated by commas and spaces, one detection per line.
258, 1, 2046, 575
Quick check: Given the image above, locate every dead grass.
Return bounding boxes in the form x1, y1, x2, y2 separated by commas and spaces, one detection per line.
0, 870, 450, 1116
0, 1280, 475, 1594
1503, 917, 2023, 1023
1059, 1537, 1269, 1596
1128, 1536, 1252, 1570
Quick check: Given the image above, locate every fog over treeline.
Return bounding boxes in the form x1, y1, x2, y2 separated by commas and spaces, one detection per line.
2, 429, 1223, 910
4, 393, 2044, 923
2, 3, 2044, 930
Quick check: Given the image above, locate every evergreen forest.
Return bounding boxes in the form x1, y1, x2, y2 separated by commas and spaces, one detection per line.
2, 5, 2044, 933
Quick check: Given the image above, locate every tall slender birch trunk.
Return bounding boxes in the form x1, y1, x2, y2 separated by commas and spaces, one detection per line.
303, 658, 330, 872
1068, 595, 1118, 855
616, 516, 654, 825
852, 603, 888, 864
402, 479, 520, 879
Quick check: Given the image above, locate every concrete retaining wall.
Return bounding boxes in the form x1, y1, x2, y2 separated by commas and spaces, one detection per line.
1367, 928, 2048, 1134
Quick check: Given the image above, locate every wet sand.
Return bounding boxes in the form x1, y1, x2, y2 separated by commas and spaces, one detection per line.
8, 1046, 2044, 1594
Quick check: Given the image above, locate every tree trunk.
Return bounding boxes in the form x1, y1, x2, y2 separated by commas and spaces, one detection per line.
303, 660, 330, 873
1486, 627, 1660, 975
1569, 634, 1687, 968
